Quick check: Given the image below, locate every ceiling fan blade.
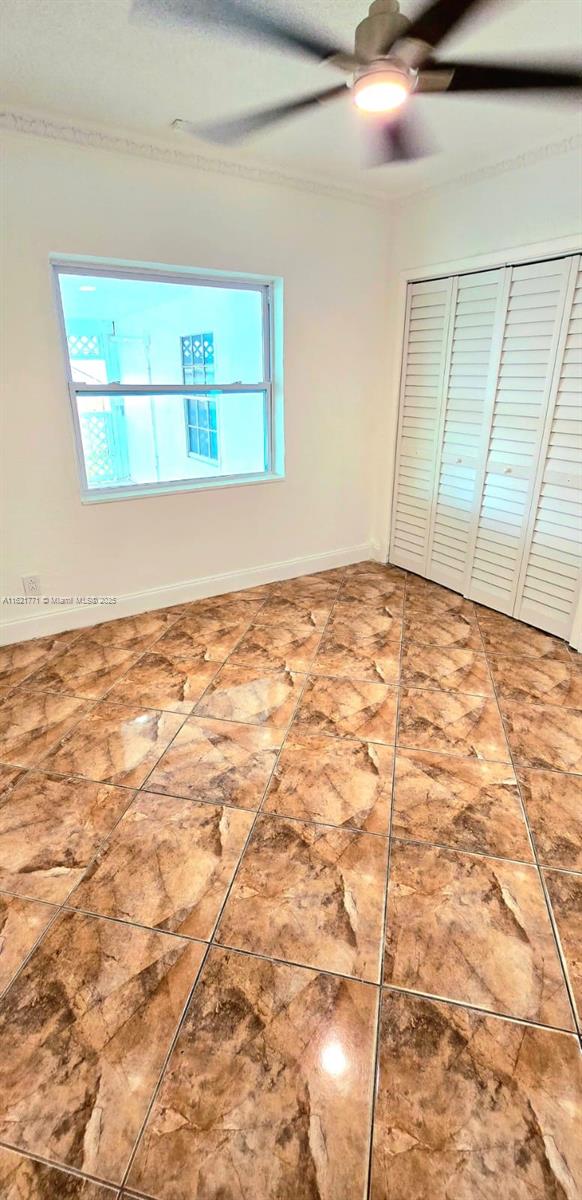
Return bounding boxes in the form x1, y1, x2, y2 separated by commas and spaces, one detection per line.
364, 109, 435, 167
132, 0, 359, 67
422, 59, 582, 92
174, 84, 348, 144
385, 0, 487, 57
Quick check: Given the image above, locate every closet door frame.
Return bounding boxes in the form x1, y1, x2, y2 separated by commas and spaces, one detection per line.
387, 235, 581, 637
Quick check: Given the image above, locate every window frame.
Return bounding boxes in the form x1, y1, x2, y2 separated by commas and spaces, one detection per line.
51, 260, 279, 503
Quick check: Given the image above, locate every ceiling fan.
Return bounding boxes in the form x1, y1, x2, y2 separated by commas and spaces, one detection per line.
133, 0, 582, 166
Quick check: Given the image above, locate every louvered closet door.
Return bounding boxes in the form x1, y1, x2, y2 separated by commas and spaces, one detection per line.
425, 268, 507, 591
514, 255, 582, 637
465, 257, 573, 615
390, 277, 454, 572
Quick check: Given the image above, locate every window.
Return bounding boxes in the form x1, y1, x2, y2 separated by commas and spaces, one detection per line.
185, 396, 219, 463
181, 332, 219, 463
54, 263, 279, 500
181, 332, 215, 385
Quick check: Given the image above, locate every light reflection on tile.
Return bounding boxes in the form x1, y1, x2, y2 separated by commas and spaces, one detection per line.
129, 947, 377, 1200
195, 664, 303, 731
43, 700, 184, 787
146, 717, 281, 809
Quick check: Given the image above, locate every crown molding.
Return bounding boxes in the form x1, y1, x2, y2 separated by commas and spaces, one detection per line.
0, 106, 388, 210
3, 105, 578, 211
394, 133, 582, 205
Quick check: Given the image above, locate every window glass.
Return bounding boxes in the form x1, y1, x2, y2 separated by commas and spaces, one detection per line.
58, 274, 265, 385
75, 391, 267, 489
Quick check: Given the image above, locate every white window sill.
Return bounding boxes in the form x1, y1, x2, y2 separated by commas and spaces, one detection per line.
80, 471, 286, 505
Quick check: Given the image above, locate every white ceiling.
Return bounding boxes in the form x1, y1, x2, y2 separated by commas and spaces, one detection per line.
1, 0, 580, 196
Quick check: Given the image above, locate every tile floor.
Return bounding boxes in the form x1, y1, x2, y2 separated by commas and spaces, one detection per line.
0, 561, 580, 1199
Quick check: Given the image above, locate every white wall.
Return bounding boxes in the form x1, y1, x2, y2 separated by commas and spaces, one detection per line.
2, 130, 579, 645
0, 131, 390, 640
372, 147, 582, 560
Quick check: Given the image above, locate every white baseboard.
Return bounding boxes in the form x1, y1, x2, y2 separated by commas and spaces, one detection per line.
0, 542, 377, 645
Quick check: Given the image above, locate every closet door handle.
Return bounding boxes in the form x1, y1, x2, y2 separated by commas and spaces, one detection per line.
504, 467, 513, 474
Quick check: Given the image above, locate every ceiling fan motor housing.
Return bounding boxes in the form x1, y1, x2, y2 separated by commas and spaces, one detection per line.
355, 0, 410, 61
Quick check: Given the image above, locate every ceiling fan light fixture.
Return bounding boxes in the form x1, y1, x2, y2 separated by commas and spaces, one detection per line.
353, 64, 413, 113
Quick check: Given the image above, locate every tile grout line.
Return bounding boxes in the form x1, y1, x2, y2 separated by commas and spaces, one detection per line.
117, 570, 347, 1191
9, 597, 265, 712
364, 562, 407, 1200
6, 714, 553, 777
474, 604, 582, 1042
7, 610, 186, 701
539, 862, 582, 879
381, 982, 581, 1037
0, 771, 141, 1002
204, 939, 381, 988
106, 594, 281, 801
117, 935, 215, 1193
5, 785, 578, 926
0, 1139, 123, 1195
0, 626, 89, 693
5, 863, 580, 1030
0, 681, 150, 1003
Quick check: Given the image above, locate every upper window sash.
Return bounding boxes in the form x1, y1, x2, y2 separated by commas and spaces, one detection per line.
53, 264, 272, 391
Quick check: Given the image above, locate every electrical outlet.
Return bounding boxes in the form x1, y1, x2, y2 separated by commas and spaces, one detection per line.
22, 575, 42, 598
